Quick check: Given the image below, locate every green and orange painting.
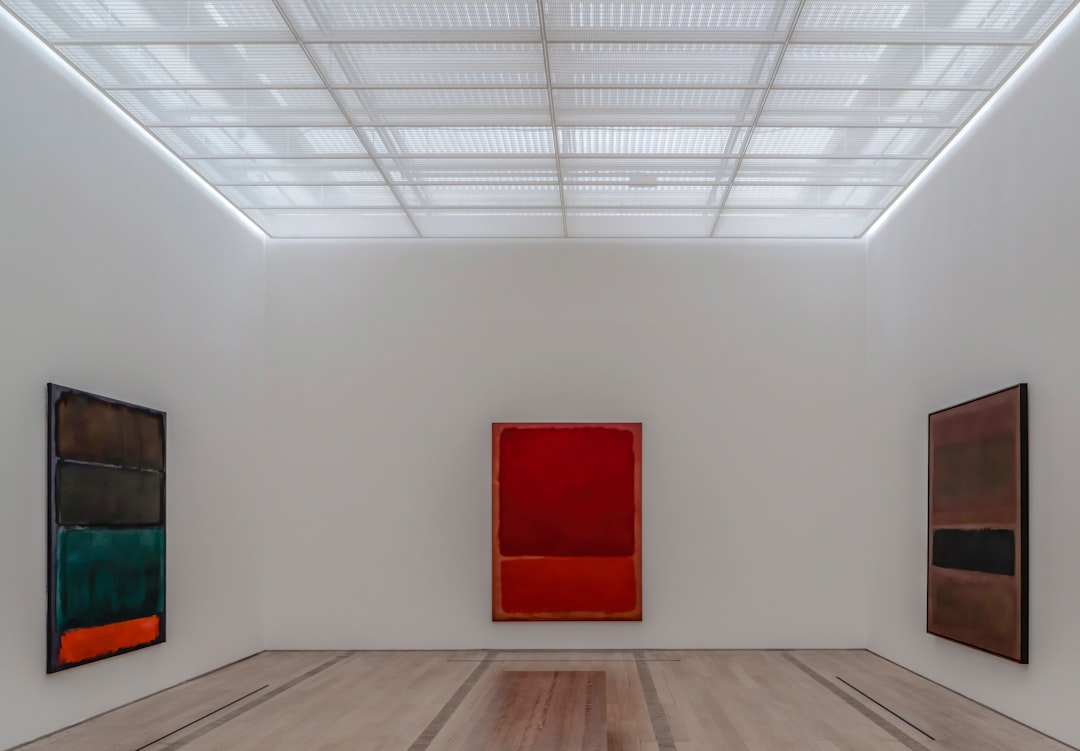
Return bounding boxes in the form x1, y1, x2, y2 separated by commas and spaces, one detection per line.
47, 384, 166, 672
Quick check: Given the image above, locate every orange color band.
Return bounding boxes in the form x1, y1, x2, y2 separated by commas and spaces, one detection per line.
58, 615, 160, 665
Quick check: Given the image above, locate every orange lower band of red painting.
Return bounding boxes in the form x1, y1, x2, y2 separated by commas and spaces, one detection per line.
498, 556, 640, 619
58, 615, 160, 666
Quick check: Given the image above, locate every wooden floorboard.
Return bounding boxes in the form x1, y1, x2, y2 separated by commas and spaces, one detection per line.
10, 650, 1072, 751
456, 671, 605, 750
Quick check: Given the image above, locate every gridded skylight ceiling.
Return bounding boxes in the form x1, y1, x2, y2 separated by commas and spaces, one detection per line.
4, 0, 1077, 238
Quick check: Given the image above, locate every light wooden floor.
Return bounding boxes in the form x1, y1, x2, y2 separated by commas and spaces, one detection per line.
14, 650, 1073, 751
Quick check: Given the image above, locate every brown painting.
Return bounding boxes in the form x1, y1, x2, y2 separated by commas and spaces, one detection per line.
927, 384, 1027, 662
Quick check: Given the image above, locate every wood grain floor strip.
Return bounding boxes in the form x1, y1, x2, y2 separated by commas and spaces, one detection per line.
161, 653, 353, 748
633, 650, 675, 751
447, 658, 680, 663
459, 671, 607, 750
406, 651, 500, 751
783, 653, 931, 751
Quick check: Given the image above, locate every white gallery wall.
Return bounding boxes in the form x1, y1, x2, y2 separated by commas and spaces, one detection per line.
865, 8, 1080, 748
0, 14, 267, 750
261, 238, 871, 650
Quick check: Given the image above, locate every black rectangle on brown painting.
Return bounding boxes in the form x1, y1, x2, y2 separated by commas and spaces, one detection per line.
932, 529, 1015, 576
55, 390, 164, 470
56, 462, 163, 526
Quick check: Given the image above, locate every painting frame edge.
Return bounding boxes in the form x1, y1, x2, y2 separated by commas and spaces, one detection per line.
46, 382, 169, 674
924, 382, 1028, 664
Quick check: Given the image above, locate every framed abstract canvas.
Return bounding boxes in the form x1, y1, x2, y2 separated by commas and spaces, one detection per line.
47, 384, 166, 672
492, 422, 642, 621
927, 384, 1028, 663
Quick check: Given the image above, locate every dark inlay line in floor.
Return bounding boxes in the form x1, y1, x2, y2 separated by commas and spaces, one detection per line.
783, 653, 931, 751
156, 652, 353, 749
132, 685, 268, 751
407, 651, 500, 751
836, 676, 936, 740
634, 649, 676, 751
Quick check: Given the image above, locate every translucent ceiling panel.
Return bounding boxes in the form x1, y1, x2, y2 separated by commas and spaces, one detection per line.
220, 184, 399, 208
559, 127, 746, 155
399, 184, 561, 208
364, 127, 554, 156
109, 89, 346, 126
736, 157, 924, 185
554, 89, 763, 126
382, 157, 558, 183
543, 0, 798, 42
567, 210, 716, 237
564, 184, 723, 207
712, 209, 879, 238
547, 43, 781, 87
413, 210, 563, 237
796, 1, 1075, 44
279, 0, 540, 42
4, 0, 291, 42
189, 158, 384, 184
562, 157, 734, 184
247, 209, 417, 237
746, 127, 953, 158
153, 126, 366, 157
338, 89, 550, 126
4, 0, 1072, 239
308, 43, 546, 87
759, 89, 990, 127
775, 44, 1029, 89
725, 184, 900, 209
57, 44, 321, 88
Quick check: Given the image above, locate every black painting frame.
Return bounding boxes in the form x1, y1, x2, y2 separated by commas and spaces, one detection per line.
47, 383, 168, 673
926, 383, 1028, 664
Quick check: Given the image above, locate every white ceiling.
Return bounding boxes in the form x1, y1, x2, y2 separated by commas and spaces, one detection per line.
3, 0, 1076, 239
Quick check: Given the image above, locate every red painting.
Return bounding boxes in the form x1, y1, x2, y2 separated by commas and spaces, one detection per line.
492, 423, 642, 621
